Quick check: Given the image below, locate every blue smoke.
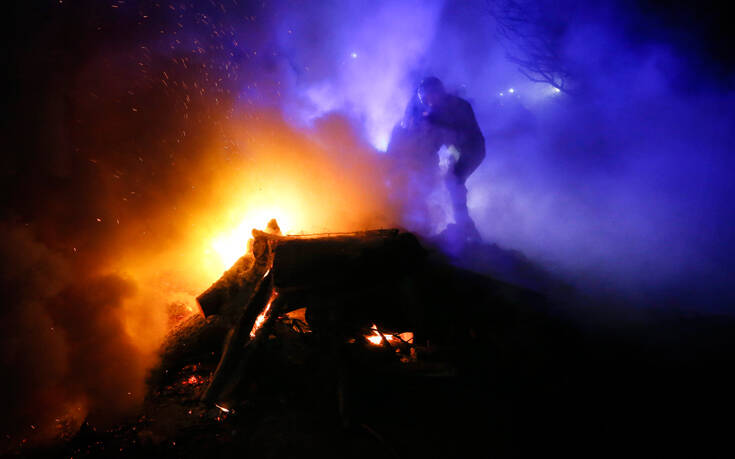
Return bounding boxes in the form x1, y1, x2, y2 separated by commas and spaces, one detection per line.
141, 0, 735, 311
273, 1, 734, 308
273, 0, 445, 151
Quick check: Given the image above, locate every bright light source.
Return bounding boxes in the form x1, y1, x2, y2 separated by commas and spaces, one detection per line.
499, 92, 504, 96
350, 52, 358, 59
553, 87, 561, 93
210, 207, 294, 268
508, 88, 515, 93
373, 132, 389, 152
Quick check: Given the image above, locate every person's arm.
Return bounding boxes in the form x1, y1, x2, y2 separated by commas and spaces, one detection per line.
400, 93, 423, 129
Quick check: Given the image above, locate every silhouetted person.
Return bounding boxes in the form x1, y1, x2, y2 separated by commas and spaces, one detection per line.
388, 77, 485, 240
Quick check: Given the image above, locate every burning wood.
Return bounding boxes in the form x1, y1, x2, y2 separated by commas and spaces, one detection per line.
196, 219, 282, 320
365, 324, 414, 346
197, 223, 427, 404
250, 290, 278, 338
214, 404, 231, 414
181, 375, 204, 386
83, 219, 556, 458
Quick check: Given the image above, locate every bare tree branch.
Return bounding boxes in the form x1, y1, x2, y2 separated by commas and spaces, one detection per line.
487, 0, 574, 93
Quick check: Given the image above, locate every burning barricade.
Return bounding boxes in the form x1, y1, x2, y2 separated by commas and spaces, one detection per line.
195, 222, 428, 405
141, 219, 547, 458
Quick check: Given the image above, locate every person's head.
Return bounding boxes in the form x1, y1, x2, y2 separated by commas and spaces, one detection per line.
417, 77, 445, 108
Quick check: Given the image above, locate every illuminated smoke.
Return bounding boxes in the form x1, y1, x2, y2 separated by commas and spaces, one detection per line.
275, 0, 445, 151
264, 0, 735, 307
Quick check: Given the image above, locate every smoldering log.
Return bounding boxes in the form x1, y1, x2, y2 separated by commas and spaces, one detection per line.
196, 241, 269, 320
196, 255, 254, 317
270, 229, 425, 290
201, 272, 278, 403
196, 218, 283, 319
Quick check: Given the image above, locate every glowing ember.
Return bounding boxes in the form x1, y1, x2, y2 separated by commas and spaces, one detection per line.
397, 332, 414, 343
182, 375, 203, 385
284, 307, 307, 323
283, 307, 311, 333
215, 403, 230, 413
250, 290, 279, 338
367, 324, 387, 345
365, 324, 414, 346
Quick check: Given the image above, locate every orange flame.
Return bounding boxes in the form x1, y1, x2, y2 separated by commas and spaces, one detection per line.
366, 324, 388, 345
193, 115, 395, 277
365, 324, 414, 346
250, 290, 278, 338
72, 115, 396, 439
214, 404, 230, 413
181, 375, 203, 385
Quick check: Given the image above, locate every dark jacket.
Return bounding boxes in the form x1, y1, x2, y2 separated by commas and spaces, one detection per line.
390, 93, 485, 181
424, 94, 485, 180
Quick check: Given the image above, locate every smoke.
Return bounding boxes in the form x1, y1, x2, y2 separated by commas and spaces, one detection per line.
274, 0, 445, 150
449, 2, 735, 307
3, 2, 397, 450
0, 224, 147, 449
259, 0, 735, 309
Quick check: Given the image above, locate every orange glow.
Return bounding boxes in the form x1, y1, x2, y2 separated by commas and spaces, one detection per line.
193, 115, 395, 276
250, 290, 278, 338
209, 207, 294, 269
111, 114, 395, 356
397, 332, 415, 343
58, 114, 398, 439
181, 375, 203, 385
10, 56, 401, 443
366, 324, 388, 345
284, 307, 307, 323
214, 404, 230, 413
365, 324, 414, 346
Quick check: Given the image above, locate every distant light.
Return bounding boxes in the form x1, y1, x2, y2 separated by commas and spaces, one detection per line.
508, 88, 515, 93
350, 52, 358, 59
553, 87, 561, 93
499, 92, 504, 96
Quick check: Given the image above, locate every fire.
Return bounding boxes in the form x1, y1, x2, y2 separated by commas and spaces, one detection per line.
365, 324, 414, 346
210, 208, 297, 269
192, 115, 395, 277
181, 375, 203, 385
98, 114, 394, 417
250, 290, 279, 338
366, 325, 386, 345
214, 404, 230, 413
